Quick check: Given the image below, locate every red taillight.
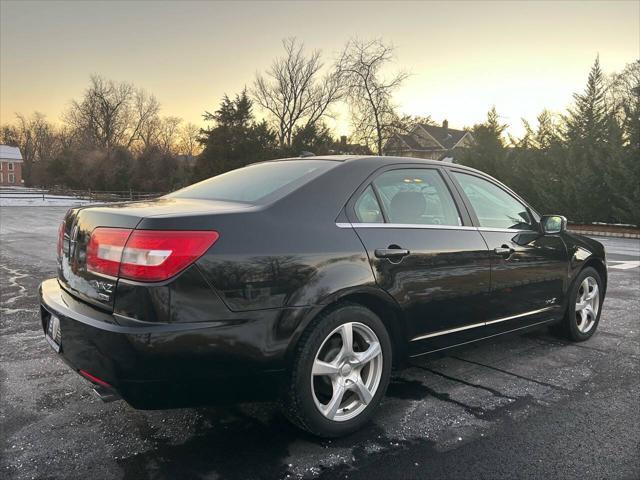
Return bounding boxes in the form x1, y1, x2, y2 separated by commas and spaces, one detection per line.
119, 230, 219, 281
57, 221, 65, 259
86, 228, 132, 277
86, 228, 219, 282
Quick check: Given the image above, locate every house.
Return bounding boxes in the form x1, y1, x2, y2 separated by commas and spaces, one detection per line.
336, 135, 372, 156
0, 145, 24, 186
385, 120, 474, 162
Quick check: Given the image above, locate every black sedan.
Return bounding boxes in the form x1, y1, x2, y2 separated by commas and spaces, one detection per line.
39, 155, 607, 437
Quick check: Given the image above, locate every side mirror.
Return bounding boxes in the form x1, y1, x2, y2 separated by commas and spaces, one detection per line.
541, 215, 567, 234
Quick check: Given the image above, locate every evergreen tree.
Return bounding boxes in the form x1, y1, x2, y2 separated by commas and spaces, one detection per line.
458, 106, 508, 179
194, 90, 278, 180
566, 56, 610, 144
610, 60, 640, 224
288, 123, 337, 156
564, 56, 626, 222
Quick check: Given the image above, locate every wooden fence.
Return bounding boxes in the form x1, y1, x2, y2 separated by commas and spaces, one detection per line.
0, 188, 165, 202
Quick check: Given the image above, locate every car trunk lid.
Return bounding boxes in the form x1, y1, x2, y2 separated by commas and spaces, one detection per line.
57, 197, 250, 311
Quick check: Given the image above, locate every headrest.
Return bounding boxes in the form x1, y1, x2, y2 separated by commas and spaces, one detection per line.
389, 191, 426, 223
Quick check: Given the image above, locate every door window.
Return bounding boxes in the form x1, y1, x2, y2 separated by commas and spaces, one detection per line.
372, 169, 462, 226
452, 172, 534, 230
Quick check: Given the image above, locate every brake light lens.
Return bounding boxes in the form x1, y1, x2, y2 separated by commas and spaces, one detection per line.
86, 228, 131, 277
86, 228, 219, 282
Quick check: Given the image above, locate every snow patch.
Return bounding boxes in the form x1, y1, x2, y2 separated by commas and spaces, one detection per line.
0, 195, 95, 207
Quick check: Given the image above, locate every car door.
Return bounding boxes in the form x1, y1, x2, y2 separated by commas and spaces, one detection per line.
345, 165, 492, 356
447, 170, 568, 329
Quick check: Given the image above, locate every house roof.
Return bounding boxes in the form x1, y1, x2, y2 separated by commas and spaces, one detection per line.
418, 124, 468, 149
397, 134, 424, 150
0, 145, 23, 162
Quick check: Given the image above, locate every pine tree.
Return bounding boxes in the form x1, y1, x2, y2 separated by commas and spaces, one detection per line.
566, 56, 610, 144
194, 91, 277, 180
564, 56, 627, 222
458, 106, 508, 180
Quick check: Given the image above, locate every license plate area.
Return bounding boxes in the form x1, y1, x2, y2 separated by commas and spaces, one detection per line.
42, 308, 62, 353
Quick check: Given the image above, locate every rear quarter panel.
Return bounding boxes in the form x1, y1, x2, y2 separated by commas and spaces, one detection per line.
191, 159, 385, 312
195, 213, 377, 311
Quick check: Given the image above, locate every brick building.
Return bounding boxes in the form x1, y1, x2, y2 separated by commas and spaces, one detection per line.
0, 145, 23, 186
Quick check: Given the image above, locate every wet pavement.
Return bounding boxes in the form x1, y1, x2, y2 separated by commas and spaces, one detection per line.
1, 206, 638, 479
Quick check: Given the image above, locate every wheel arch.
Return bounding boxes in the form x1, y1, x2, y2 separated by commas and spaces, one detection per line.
285, 287, 408, 368
579, 256, 608, 295
562, 255, 607, 314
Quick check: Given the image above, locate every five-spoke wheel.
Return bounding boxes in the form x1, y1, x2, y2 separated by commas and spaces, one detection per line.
281, 303, 391, 437
311, 322, 383, 422
554, 266, 603, 342
575, 276, 600, 334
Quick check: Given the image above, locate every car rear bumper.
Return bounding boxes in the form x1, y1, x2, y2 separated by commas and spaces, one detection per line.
39, 278, 303, 408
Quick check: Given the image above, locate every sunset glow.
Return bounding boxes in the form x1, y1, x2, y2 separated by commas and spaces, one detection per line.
1, 0, 638, 137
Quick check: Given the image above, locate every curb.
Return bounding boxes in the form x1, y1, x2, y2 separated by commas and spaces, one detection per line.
568, 230, 640, 239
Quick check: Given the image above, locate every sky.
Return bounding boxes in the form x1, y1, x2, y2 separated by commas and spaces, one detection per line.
1, 0, 638, 138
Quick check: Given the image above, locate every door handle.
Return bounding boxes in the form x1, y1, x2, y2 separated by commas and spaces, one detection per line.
375, 248, 410, 259
494, 246, 515, 257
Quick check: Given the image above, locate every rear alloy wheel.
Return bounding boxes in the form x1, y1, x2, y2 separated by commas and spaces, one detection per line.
282, 303, 391, 437
311, 322, 383, 422
556, 267, 604, 342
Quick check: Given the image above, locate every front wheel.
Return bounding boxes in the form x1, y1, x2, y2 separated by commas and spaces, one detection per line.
556, 267, 604, 342
281, 303, 392, 437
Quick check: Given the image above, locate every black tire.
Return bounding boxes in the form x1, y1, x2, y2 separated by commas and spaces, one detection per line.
280, 302, 392, 437
555, 267, 604, 342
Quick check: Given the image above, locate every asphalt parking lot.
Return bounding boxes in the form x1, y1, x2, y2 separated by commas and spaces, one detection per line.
1, 206, 639, 480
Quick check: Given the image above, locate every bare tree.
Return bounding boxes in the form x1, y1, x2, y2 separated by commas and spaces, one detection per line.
157, 116, 182, 154
137, 115, 161, 152
64, 75, 159, 154
128, 88, 160, 149
0, 112, 65, 184
607, 60, 639, 111
337, 39, 408, 155
607, 60, 640, 147
252, 38, 343, 147
14, 112, 59, 163
179, 122, 202, 157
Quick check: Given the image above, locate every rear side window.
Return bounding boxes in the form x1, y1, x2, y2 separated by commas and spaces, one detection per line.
452, 172, 534, 230
354, 186, 383, 223
168, 160, 336, 203
372, 169, 462, 226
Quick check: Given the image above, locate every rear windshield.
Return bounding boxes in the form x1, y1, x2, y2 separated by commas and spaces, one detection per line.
167, 160, 337, 203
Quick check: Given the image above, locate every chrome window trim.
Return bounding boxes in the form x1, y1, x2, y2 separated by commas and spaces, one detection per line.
336, 222, 477, 231
336, 222, 534, 233
410, 306, 554, 342
477, 227, 535, 234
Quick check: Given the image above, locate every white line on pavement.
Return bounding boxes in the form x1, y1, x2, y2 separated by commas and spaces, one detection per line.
607, 261, 640, 270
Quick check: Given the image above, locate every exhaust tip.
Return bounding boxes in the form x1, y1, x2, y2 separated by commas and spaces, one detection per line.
92, 385, 120, 403
78, 369, 120, 402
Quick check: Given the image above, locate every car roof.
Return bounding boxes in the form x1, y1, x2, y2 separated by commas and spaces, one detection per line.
254, 155, 492, 186
283, 154, 484, 175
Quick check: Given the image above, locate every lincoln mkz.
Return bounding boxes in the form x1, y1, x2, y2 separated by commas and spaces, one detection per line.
39, 156, 607, 437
